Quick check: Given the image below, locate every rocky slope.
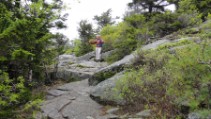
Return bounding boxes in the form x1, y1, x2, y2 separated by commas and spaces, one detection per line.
36, 36, 202, 119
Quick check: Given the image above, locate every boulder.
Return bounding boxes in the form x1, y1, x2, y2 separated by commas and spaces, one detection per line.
101, 50, 116, 60
38, 95, 74, 119
47, 89, 69, 97
58, 54, 77, 67
188, 112, 200, 119
77, 51, 95, 61
52, 60, 108, 81
90, 72, 125, 105
188, 112, 211, 119
135, 110, 151, 118
37, 79, 113, 119
106, 108, 120, 115
54, 68, 94, 81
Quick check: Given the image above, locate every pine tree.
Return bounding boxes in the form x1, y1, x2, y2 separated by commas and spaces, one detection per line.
76, 20, 94, 56
93, 9, 115, 29
128, 0, 170, 14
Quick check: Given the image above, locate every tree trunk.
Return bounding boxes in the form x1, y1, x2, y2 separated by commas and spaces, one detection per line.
149, 5, 153, 14
43, 62, 51, 84
28, 69, 32, 82
54, 55, 60, 75
207, 84, 211, 109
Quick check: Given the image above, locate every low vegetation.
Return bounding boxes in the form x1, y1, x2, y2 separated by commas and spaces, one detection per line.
115, 37, 211, 118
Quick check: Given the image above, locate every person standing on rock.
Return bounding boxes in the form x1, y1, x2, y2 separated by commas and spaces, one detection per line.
89, 35, 104, 62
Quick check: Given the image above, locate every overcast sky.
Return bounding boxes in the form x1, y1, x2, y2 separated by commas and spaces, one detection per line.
54, 0, 132, 41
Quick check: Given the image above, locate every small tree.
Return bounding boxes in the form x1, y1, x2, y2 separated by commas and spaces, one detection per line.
127, 0, 170, 15
76, 20, 94, 56
93, 9, 115, 30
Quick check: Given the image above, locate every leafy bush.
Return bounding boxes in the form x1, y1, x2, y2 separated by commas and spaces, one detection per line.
178, 0, 211, 20
124, 14, 154, 44
106, 37, 137, 63
72, 39, 94, 57
103, 22, 137, 63
157, 39, 192, 50
177, 0, 202, 28
177, 10, 202, 28
115, 39, 211, 118
196, 110, 211, 118
0, 71, 30, 118
100, 25, 120, 51
100, 22, 132, 51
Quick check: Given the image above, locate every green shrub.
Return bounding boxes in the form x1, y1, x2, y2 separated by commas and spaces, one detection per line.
157, 39, 193, 50
104, 23, 137, 63
100, 24, 122, 51
124, 14, 155, 44
0, 72, 30, 118
177, 10, 202, 28
115, 39, 211, 118
72, 39, 94, 57
106, 37, 137, 63
151, 11, 183, 37
196, 110, 211, 118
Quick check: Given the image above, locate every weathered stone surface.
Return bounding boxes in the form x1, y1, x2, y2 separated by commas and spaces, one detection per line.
119, 114, 129, 119
59, 54, 76, 61
37, 79, 117, 119
86, 116, 95, 119
61, 96, 103, 119
77, 50, 116, 61
47, 89, 69, 97
55, 68, 94, 81
77, 51, 95, 61
71, 60, 108, 69
106, 108, 119, 114
54, 60, 108, 81
128, 118, 143, 119
58, 54, 77, 67
136, 110, 151, 118
38, 95, 73, 119
107, 114, 120, 119
101, 50, 116, 60
90, 72, 125, 105
188, 113, 200, 119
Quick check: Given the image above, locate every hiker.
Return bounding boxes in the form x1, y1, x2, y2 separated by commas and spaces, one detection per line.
89, 35, 104, 61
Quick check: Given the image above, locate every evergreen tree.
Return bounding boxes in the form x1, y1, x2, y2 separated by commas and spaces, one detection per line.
128, 0, 170, 15
178, 0, 211, 20
0, 0, 68, 117
93, 9, 115, 29
0, 0, 67, 82
76, 20, 94, 56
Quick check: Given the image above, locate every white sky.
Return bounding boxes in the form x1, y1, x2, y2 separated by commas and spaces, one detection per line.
56, 0, 132, 41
